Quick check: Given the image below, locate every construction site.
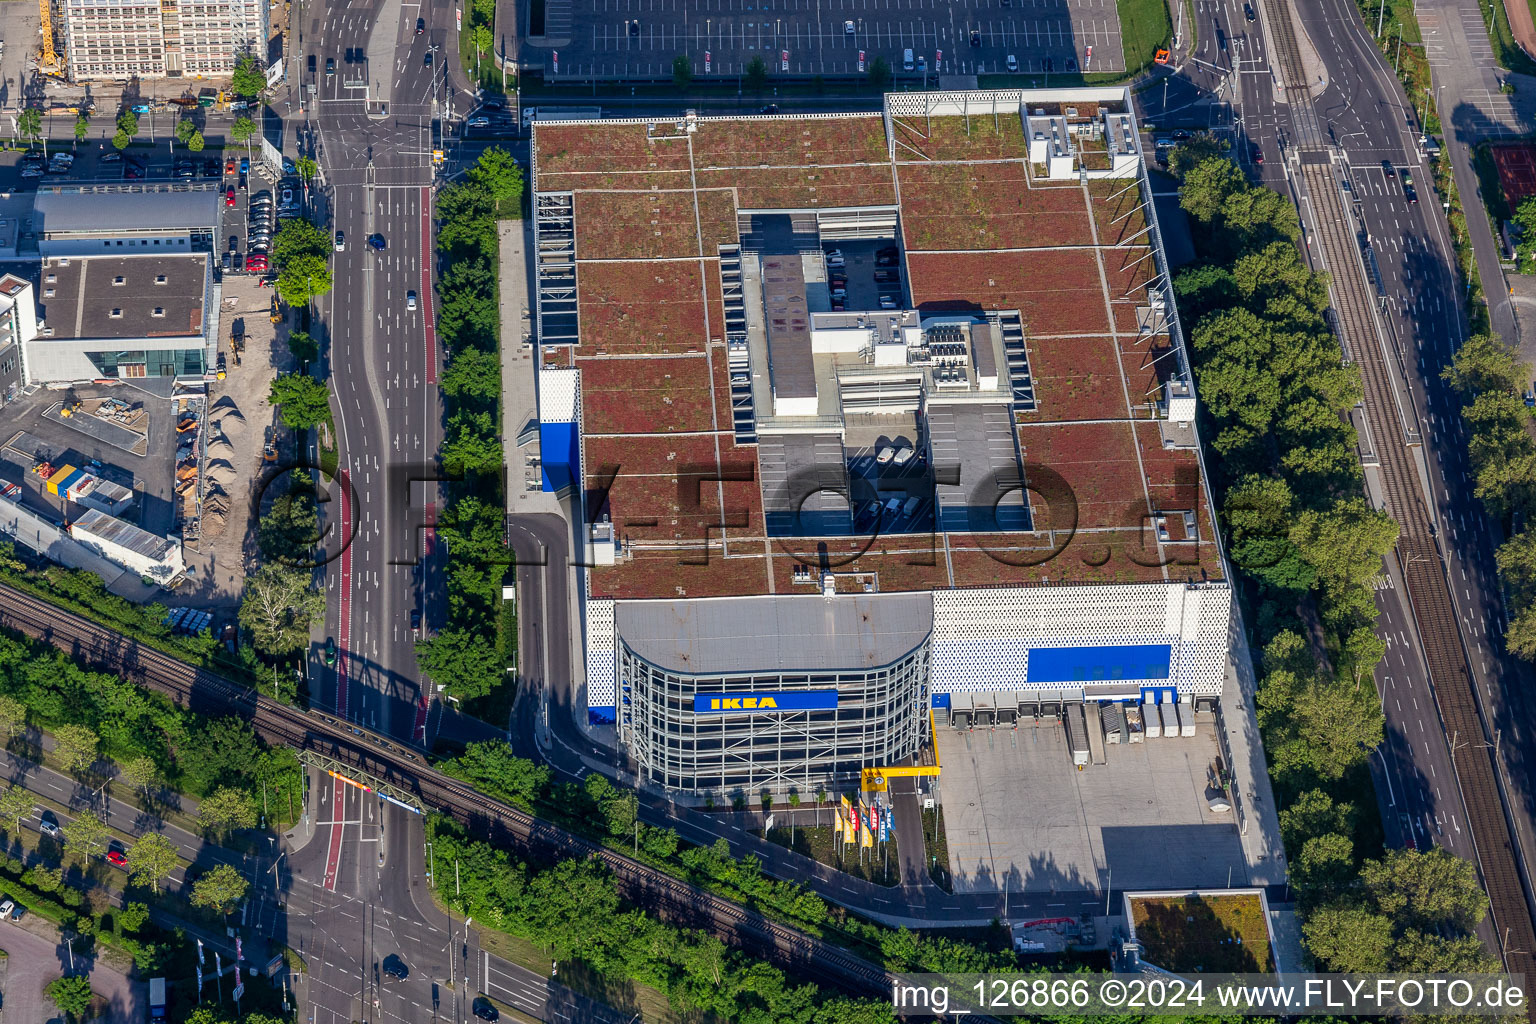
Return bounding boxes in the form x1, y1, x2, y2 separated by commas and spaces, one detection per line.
0, 268, 293, 611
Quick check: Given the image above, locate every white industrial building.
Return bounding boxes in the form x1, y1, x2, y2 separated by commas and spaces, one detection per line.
34, 187, 221, 257
68, 508, 184, 584
59, 0, 269, 82
0, 274, 36, 410
22, 252, 216, 390
0, 488, 129, 589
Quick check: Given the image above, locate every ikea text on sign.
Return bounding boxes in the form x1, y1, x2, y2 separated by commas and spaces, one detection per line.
693, 690, 840, 714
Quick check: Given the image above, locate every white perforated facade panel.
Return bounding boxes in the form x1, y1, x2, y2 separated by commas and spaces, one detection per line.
586, 597, 616, 707
539, 367, 581, 424
930, 583, 1230, 697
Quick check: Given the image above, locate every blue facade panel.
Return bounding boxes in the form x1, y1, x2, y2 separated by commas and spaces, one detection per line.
693, 690, 840, 714
1027, 643, 1172, 684
588, 705, 617, 725
539, 421, 579, 492
931, 692, 952, 709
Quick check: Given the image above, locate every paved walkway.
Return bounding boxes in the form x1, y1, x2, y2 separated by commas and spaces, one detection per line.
0, 913, 142, 1024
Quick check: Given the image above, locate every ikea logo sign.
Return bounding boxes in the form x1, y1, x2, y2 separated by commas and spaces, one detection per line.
693, 690, 839, 714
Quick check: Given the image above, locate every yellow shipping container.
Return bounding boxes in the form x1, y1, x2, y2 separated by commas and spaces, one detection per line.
45, 465, 77, 496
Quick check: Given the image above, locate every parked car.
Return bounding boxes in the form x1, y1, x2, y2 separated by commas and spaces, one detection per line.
467, 116, 491, 128
225, 157, 237, 173
226, 186, 237, 207
1005, 54, 1018, 72
101, 151, 123, 164
233, 253, 245, 272
0, 900, 16, 920
248, 254, 268, 272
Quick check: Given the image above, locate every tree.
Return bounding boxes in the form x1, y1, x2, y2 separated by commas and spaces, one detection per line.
277, 253, 333, 306
745, 56, 769, 92
191, 863, 249, 915
30, 864, 62, 891
1167, 134, 1229, 178
0, 785, 34, 835
286, 329, 319, 367
268, 372, 332, 430
467, 147, 524, 209
1361, 847, 1488, 933
53, 723, 99, 775
273, 219, 333, 262
441, 347, 501, 402
119, 755, 159, 796
1514, 195, 1536, 272
868, 56, 893, 90
230, 115, 257, 151
0, 694, 26, 739
442, 409, 503, 476
17, 107, 41, 144
1343, 625, 1386, 690
1222, 475, 1315, 591
62, 810, 109, 857
74, 113, 90, 143
1290, 497, 1400, 623
197, 786, 256, 835
1442, 332, 1525, 397
126, 832, 179, 893
117, 901, 149, 933
1302, 903, 1393, 972
440, 742, 550, 806
239, 564, 323, 656
1278, 789, 1354, 852
296, 155, 318, 181
231, 54, 267, 98
472, 23, 493, 57
257, 484, 319, 564
116, 110, 140, 141
175, 118, 198, 145
1179, 157, 1246, 224
673, 54, 693, 89
112, 129, 132, 150
416, 629, 501, 701
45, 975, 93, 1022
186, 129, 206, 152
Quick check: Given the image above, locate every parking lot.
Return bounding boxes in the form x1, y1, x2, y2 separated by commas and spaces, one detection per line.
936, 713, 1249, 895
533, 0, 1123, 76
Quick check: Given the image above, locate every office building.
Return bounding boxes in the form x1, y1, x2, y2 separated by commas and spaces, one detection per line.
59, 0, 268, 82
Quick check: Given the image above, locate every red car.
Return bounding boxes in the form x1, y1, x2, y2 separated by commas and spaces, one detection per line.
225, 157, 237, 174
247, 255, 269, 272
106, 848, 127, 867
225, 186, 236, 207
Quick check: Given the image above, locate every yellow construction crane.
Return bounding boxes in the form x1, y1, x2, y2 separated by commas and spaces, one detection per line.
38, 0, 62, 74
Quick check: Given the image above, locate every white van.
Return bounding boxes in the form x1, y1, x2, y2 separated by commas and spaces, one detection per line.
903, 48, 915, 71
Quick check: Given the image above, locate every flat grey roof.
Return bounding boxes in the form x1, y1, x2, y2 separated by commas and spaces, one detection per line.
969, 322, 998, 380
40, 254, 207, 341
35, 187, 220, 235
761, 255, 815, 401
616, 593, 933, 673
928, 403, 1022, 506
71, 507, 176, 560
758, 432, 850, 514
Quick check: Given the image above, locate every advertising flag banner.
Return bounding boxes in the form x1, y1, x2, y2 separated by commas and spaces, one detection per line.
197, 937, 205, 965
861, 811, 875, 847
833, 805, 844, 837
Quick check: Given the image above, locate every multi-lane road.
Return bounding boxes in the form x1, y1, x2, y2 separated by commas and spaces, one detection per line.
1163, 0, 1536, 966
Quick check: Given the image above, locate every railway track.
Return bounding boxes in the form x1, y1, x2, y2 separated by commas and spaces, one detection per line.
1285, 90, 1536, 974
0, 584, 895, 999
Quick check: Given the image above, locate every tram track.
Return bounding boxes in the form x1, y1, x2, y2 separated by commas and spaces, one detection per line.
0, 582, 896, 998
